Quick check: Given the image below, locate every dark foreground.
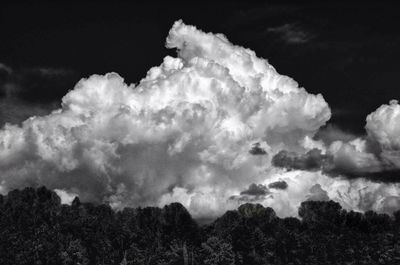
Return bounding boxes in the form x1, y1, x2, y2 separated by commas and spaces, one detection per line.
0, 187, 399, 265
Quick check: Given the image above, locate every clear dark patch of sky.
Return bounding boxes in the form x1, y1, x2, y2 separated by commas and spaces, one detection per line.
1, 1, 399, 134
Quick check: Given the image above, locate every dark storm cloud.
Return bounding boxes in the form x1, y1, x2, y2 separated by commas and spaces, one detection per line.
249, 143, 267, 155
272, 147, 400, 183
230, 183, 272, 203
272, 149, 328, 171
268, 180, 288, 190
0, 63, 78, 126
240, 183, 270, 196
343, 170, 400, 183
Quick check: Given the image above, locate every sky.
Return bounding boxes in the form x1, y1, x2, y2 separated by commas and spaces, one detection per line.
1, 1, 400, 218
1, 2, 399, 132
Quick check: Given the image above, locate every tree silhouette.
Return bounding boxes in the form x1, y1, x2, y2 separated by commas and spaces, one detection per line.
0, 186, 399, 264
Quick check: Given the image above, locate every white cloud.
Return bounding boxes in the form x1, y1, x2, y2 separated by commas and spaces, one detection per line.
366, 100, 400, 168
2, 20, 399, 218
366, 100, 400, 149
320, 100, 400, 175
267, 23, 313, 44
54, 188, 78, 205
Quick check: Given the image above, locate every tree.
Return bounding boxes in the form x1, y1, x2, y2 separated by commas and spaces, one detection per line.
201, 237, 235, 265
60, 239, 89, 265
2, 187, 400, 265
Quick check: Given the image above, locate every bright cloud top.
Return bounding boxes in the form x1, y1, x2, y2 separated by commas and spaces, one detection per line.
0, 20, 398, 218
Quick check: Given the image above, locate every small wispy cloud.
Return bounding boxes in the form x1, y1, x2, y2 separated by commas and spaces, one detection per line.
0, 63, 77, 126
267, 23, 313, 44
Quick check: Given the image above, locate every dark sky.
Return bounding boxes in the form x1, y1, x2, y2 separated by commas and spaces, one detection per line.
1, 1, 399, 134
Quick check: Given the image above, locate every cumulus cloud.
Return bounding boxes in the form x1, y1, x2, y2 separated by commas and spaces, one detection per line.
325, 101, 400, 178
366, 100, 400, 167
321, 101, 400, 183
0, 20, 331, 218
0, 20, 399, 218
273, 101, 400, 183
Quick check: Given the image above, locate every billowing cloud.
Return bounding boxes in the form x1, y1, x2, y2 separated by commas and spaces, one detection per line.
326, 101, 400, 177
366, 100, 400, 167
0, 20, 399, 218
366, 100, 400, 149
273, 101, 400, 183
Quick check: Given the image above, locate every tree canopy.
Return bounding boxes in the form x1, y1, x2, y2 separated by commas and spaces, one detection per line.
0, 187, 399, 264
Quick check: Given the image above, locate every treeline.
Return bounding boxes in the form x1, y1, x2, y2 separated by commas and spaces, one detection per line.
0, 187, 400, 265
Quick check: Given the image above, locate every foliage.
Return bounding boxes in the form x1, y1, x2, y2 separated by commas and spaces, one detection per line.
0, 187, 399, 264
